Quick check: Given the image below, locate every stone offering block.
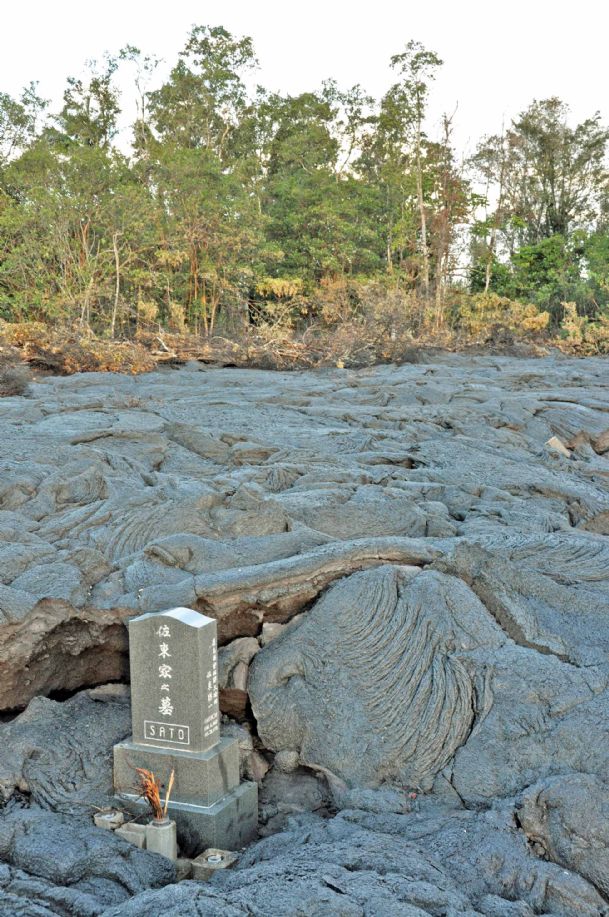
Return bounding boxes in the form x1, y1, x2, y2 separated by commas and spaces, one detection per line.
115, 822, 146, 849
191, 847, 238, 882
128, 607, 220, 754
145, 818, 178, 861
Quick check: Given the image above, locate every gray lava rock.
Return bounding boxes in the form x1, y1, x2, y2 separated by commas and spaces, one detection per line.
0, 807, 175, 913
103, 802, 608, 916
0, 690, 130, 810
1, 355, 609, 912
249, 564, 502, 788
518, 773, 609, 897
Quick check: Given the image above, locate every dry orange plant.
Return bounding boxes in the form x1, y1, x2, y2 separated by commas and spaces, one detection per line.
135, 767, 175, 821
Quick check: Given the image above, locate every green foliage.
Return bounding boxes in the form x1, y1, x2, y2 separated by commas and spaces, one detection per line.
56, 56, 120, 148
471, 234, 594, 320
470, 99, 609, 317
582, 230, 609, 311
0, 25, 608, 340
509, 235, 585, 315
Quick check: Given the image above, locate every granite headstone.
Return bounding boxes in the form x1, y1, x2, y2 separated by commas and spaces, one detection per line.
113, 607, 258, 856
128, 607, 220, 753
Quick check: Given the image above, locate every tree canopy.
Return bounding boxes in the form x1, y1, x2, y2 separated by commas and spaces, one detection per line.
1, 25, 608, 337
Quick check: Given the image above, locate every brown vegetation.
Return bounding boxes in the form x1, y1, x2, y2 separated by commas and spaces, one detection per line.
135, 767, 175, 821
0, 343, 30, 395
3, 284, 605, 382
559, 302, 609, 355
0, 322, 154, 376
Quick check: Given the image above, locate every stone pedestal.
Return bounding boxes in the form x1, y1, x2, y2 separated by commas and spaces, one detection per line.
113, 736, 240, 807
113, 607, 258, 856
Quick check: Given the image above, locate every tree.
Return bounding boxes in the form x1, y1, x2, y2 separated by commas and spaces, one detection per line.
387, 41, 443, 293
259, 89, 380, 282
1, 23, 609, 338
511, 99, 608, 241
54, 56, 121, 148
427, 114, 473, 321
150, 144, 261, 334
471, 99, 609, 316
118, 45, 161, 154
583, 228, 609, 312
510, 233, 586, 316
359, 41, 457, 292
473, 99, 609, 253
0, 84, 47, 166
147, 25, 256, 156
470, 128, 510, 292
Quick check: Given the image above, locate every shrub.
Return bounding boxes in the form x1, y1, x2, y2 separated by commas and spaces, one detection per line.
0, 345, 31, 396
560, 302, 609, 354
451, 292, 550, 339
0, 321, 155, 375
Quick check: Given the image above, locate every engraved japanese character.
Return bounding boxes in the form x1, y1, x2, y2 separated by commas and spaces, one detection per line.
156, 624, 171, 638
158, 643, 171, 659
158, 664, 172, 679
160, 683, 170, 692
159, 697, 174, 716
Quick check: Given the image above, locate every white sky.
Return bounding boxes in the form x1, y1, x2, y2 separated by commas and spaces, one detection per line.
2, 0, 607, 157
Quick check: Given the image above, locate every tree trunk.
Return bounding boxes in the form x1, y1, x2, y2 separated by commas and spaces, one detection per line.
484, 130, 507, 294
201, 276, 209, 337
483, 235, 495, 294
415, 120, 430, 297
386, 237, 393, 273
209, 280, 220, 337
80, 275, 95, 330
110, 232, 121, 339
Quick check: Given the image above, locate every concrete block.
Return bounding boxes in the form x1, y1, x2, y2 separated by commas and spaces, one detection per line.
115, 822, 146, 849
93, 809, 124, 830
176, 858, 193, 880
145, 818, 178, 861
192, 847, 238, 882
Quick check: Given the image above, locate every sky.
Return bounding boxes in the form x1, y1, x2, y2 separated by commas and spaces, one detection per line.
2, 0, 607, 157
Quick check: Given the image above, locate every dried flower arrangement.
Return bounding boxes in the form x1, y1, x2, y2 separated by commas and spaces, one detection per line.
135, 767, 175, 821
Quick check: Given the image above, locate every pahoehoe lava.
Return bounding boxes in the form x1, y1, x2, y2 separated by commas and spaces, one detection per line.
2, 353, 609, 915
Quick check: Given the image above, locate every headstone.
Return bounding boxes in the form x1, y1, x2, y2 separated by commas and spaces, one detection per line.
113, 607, 258, 856
128, 608, 220, 753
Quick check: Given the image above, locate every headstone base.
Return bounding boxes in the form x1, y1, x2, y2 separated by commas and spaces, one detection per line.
113, 736, 240, 807
116, 781, 258, 857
